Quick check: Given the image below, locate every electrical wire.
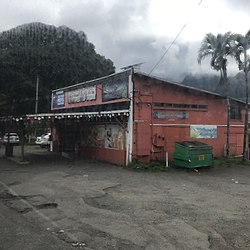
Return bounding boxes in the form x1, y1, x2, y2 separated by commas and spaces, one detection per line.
148, 0, 203, 76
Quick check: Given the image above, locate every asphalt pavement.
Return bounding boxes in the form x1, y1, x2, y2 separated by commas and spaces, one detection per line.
0, 198, 74, 250
0, 145, 250, 250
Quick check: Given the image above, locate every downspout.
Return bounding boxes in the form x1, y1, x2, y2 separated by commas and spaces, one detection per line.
126, 69, 134, 165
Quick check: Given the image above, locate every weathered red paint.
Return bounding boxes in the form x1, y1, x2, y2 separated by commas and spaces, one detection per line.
133, 73, 245, 162
51, 71, 246, 165
82, 147, 125, 165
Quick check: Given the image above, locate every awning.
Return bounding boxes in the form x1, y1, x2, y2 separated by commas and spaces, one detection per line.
26, 109, 130, 121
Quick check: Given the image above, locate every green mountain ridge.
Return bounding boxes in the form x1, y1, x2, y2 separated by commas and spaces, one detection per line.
182, 72, 249, 101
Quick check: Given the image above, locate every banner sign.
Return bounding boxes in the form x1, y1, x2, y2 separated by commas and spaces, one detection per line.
190, 125, 217, 139
102, 78, 128, 102
67, 86, 96, 104
52, 91, 65, 108
153, 111, 188, 120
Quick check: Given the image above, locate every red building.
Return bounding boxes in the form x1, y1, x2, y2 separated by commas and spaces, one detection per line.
35, 69, 245, 165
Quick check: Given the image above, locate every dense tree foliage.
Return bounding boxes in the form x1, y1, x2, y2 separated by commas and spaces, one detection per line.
0, 22, 115, 115
197, 32, 233, 85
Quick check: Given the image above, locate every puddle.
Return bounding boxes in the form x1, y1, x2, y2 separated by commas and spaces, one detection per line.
36, 203, 58, 209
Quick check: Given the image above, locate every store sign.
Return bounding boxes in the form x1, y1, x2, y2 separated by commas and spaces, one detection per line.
153, 111, 188, 120
67, 86, 96, 104
190, 125, 217, 138
52, 91, 65, 108
102, 78, 128, 102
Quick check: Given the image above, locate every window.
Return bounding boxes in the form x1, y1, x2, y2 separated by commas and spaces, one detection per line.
230, 106, 242, 120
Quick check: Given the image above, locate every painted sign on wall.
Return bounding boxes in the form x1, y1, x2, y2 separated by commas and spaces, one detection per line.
83, 124, 125, 150
67, 86, 96, 104
153, 110, 188, 120
190, 125, 217, 139
52, 91, 65, 108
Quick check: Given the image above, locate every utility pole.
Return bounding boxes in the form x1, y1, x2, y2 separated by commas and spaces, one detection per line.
35, 75, 39, 114
34, 75, 39, 139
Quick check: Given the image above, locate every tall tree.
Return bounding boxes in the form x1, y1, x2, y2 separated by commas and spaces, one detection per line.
0, 22, 115, 116
231, 31, 250, 160
198, 32, 233, 157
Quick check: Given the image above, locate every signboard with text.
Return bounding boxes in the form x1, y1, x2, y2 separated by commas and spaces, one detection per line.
190, 125, 217, 139
52, 91, 65, 108
153, 110, 188, 120
67, 86, 96, 104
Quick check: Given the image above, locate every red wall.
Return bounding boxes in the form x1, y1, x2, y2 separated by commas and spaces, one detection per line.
133, 74, 245, 162
82, 147, 126, 166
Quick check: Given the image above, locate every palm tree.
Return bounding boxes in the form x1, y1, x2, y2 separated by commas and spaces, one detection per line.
231, 31, 250, 160
198, 32, 233, 158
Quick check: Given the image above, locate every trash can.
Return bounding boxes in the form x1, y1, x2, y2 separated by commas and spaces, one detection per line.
5, 144, 13, 157
174, 141, 213, 168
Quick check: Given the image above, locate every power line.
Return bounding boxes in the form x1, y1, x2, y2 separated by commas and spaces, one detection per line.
148, 0, 203, 76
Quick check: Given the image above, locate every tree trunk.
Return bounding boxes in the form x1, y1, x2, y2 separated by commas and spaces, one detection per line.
243, 51, 249, 161
20, 120, 25, 162
226, 96, 230, 158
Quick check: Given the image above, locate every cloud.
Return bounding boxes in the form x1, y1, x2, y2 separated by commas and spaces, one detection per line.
0, 0, 61, 31
225, 0, 250, 10
0, 0, 246, 82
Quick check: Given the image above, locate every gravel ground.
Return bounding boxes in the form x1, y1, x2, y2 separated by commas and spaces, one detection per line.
0, 145, 249, 249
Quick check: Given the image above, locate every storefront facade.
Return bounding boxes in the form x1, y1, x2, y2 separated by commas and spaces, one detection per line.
48, 70, 246, 165
133, 73, 245, 163
50, 69, 133, 165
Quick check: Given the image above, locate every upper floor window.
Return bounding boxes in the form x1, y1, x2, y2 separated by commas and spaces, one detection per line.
230, 106, 242, 120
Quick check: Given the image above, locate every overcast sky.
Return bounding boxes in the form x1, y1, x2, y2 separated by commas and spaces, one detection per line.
0, 0, 250, 81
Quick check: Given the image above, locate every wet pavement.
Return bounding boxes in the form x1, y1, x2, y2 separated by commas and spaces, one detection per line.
0, 145, 250, 249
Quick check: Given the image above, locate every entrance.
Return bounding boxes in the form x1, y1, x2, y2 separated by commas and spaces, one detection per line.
57, 120, 81, 154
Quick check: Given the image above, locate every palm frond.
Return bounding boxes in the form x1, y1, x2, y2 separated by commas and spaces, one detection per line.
198, 32, 234, 85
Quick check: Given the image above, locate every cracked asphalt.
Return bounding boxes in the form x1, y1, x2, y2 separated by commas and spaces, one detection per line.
0, 145, 250, 249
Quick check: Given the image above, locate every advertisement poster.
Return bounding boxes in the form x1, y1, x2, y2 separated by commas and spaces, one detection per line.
153, 110, 188, 120
102, 78, 128, 102
83, 124, 125, 150
67, 86, 96, 104
190, 125, 217, 139
52, 91, 65, 108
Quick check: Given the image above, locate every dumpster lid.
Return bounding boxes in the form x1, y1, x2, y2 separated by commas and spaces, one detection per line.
176, 141, 212, 148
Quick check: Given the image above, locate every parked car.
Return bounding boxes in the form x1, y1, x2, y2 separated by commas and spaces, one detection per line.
3, 132, 20, 145
35, 133, 51, 147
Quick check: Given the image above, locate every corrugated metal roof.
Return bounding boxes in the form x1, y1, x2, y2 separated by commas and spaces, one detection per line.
135, 72, 245, 105
52, 69, 132, 93
52, 68, 245, 105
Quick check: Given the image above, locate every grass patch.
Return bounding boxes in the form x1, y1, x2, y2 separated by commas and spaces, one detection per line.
213, 157, 250, 167
126, 160, 167, 171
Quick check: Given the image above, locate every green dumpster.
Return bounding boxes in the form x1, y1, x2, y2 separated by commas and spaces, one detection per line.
174, 141, 213, 168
